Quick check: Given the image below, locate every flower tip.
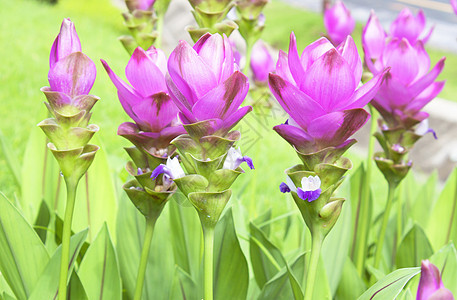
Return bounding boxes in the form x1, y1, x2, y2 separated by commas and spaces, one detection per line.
243, 156, 255, 170
279, 182, 290, 193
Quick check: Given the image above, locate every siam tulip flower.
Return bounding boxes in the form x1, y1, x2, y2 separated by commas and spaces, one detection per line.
323, 1, 355, 46
167, 33, 252, 139
452, 0, 457, 16
250, 40, 275, 84
390, 8, 433, 45
270, 32, 387, 154
417, 260, 454, 300
102, 46, 185, 154
280, 175, 321, 202
363, 11, 445, 129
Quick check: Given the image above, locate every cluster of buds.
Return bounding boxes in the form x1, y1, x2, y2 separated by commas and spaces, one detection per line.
39, 19, 99, 183
186, 0, 237, 42
102, 45, 185, 219
120, 0, 171, 54
362, 9, 445, 185
323, 1, 355, 46
235, 0, 268, 49
271, 33, 387, 237
152, 33, 254, 228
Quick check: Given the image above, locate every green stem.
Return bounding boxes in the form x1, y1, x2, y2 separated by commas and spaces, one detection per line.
243, 38, 254, 76
155, 13, 165, 49
304, 233, 324, 300
58, 178, 78, 300
354, 106, 377, 276
203, 226, 215, 300
373, 182, 398, 271
134, 217, 156, 300
394, 183, 403, 264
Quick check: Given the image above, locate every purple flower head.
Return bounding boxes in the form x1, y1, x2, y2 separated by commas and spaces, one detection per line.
452, 0, 457, 15
250, 40, 275, 84
324, 1, 355, 46
47, 19, 96, 99
125, 0, 156, 12
417, 260, 454, 300
102, 46, 185, 150
363, 12, 445, 128
390, 8, 433, 45
280, 175, 321, 202
270, 32, 388, 153
223, 147, 254, 170
167, 33, 252, 137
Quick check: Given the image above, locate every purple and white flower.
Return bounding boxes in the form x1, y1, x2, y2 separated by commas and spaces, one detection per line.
151, 157, 185, 182
223, 147, 255, 170
280, 175, 322, 202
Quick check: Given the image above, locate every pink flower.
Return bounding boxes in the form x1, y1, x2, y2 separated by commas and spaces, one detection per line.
324, 1, 355, 46
417, 260, 454, 300
250, 40, 275, 84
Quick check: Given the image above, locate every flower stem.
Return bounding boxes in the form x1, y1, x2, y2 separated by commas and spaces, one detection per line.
243, 39, 254, 76
134, 217, 157, 300
203, 226, 215, 300
373, 182, 398, 272
155, 13, 165, 49
354, 105, 377, 276
58, 177, 78, 300
304, 232, 324, 300
394, 183, 404, 264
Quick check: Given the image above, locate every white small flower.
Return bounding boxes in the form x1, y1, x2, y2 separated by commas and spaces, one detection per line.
301, 176, 321, 192
166, 157, 185, 179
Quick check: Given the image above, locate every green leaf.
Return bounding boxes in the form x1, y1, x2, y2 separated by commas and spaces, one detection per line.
396, 224, 433, 268
21, 123, 61, 222
116, 193, 175, 299
427, 167, 457, 250
322, 198, 351, 295
286, 263, 303, 300
28, 229, 88, 300
335, 257, 366, 300
407, 172, 437, 225
0, 193, 50, 300
67, 272, 88, 300
78, 224, 122, 300
168, 195, 201, 277
214, 208, 249, 300
71, 142, 117, 242
33, 200, 51, 244
357, 267, 420, 300
168, 266, 199, 300
249, 222, 286, 289
0, 129, 21, 187
426, 242, 457, 296
53, 214, 89, 265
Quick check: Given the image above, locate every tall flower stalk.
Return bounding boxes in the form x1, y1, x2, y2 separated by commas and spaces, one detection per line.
102, 45, 185, 299
270, 33, 387, 299
152, 33, 254, 299
362, 9, 445, 272
38, 19, 99, 299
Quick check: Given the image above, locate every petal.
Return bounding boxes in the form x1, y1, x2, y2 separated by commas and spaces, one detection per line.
406, 81, 445, 113
300, 37, 335, 72
220, 34, 235, 83
192, 71, 249, 121
417, 260, 443, 300
273, 124, 314, 151
193, 32, 212, 53
195, 34, 226, 82
390, 8, 425, 44
165, 74, 195, 122
275, 50, 295, 85
50, 18, 81, 69
101, 59, 143, 122
251, 40, 275, 83
336, 35, 363, 84
409, 57, 445, 98
374, 73, 413, 109
307, 109, 369, 148
49, 52, 96, 97
288, 32, 306, 86
279, 182, 291, 193
382, 38, 419, 85
146, 46, 167, 75
300, 48, 356, 111
324, 1, 355, 45
340, 67, 388, 110
362, 11, 386, 62
412, 41, 431, 79
131, 93, 179, 132
269, 73, 326, 128
126, 47, 167, 97
168, 41, 218, 101
217, 106, 252, 134
452, 0, 457, 15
